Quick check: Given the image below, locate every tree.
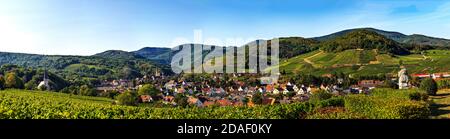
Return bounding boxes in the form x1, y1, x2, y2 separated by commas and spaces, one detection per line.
138, 84, 159, 96
60, 87, 70, 94
242, 97, 249, 106
251, 93, 263, 105
420, 78, 438, 96
24, 81, 37, 90
5, 72, 24, 89
174, 94, 189, 107
116, 91, 138, 106
79, 85, 97, 96
310, 90, 333, 102
108, 90, 120, 99
0, 76, 5, 90
381, 79, 397, 89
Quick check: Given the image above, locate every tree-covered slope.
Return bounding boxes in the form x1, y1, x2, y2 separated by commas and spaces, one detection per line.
314, 28, 450, 50
319, 29, 410, 55
133, 47, 173, 65
0, 51, 161, 81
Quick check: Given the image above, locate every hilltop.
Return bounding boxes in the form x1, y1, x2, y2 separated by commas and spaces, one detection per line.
319, 29, 409, 55
314, 28, 450, 49
133, 47, 172, 65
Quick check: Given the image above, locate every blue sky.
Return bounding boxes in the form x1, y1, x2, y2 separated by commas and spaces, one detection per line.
0, 0, 450, 55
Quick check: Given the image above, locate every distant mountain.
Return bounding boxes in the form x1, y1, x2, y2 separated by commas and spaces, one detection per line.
319, 29, 410, 55
314, 28, 450, 49
132, 47, 172, 65
0, 51, 163, 82
94, 50, 145, 59
404, 34, 450, 48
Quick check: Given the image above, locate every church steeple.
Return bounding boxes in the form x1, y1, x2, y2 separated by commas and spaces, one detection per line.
38, 57, 51, 90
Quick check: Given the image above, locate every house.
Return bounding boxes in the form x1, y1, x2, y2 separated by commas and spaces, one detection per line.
176, 87, 186, 94
413, 74, 431, 78
279, 99, 291, 104
203, 101, 216, 107
414, 73, 450, 79
214, 87, 226, 94
266, 84, 274, 93
165, 80, 176, 89
188, 97, 203, 107
293, 85, 299, 92
233, 101, 245, 107
140, 95, 153, 103
282, 88, 289, 95
237, 86, 244, 92
297, 87, 309, 95
322, 74, 333, 78
217, 99, 233, 107
262, 97, 276, 105
163, 96, 175, 102
96, 86, 116, 93
201, 88, 211, 94
273, 88, 280, 95
358, 80, 384, 89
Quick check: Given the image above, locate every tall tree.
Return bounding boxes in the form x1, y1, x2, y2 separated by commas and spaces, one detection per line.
138, 84, 159, 96
420, 78, 438, 96
0, 76, 5, 90
5, 72, 24, 89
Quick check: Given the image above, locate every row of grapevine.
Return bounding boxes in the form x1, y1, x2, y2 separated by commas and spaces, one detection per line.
0, 89, 430, 119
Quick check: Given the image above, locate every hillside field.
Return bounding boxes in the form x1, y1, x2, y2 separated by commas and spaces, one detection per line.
276, 49, 450, 76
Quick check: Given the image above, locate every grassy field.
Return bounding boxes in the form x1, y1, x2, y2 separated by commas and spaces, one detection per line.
276, 49, 450, 76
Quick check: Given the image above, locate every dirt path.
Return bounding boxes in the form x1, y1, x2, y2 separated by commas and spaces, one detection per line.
430, 89, 450, 119
304, 51, 324, 68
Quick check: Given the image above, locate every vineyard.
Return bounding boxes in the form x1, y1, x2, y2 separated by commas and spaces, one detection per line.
0, 89, 430, 119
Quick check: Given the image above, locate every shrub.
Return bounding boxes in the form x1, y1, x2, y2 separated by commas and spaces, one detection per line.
420, 78, 438, 96
315, 97, 345, 108
116, 91, 138, 106
408, 91, 429, 101
138, 84, 159, 96
251, 93, 263, 105
310, 90, 333, 102
174, 94, 189, 107
79, 85, 97, 96
24, 81, 37, 90
59, 87, 70, 94
0, 76, 4, 90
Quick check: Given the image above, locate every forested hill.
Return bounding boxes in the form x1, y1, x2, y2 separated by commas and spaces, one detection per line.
314, 28, 450, 49
0, 51, 163, 82
319, 29, 410, 55
93, 50, 146, 59
132, 47, 172, 65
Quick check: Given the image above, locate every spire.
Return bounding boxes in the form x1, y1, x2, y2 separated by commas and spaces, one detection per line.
44, 67, 48, 80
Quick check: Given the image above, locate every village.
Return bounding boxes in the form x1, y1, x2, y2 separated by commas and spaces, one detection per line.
95, 69, 450, 107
